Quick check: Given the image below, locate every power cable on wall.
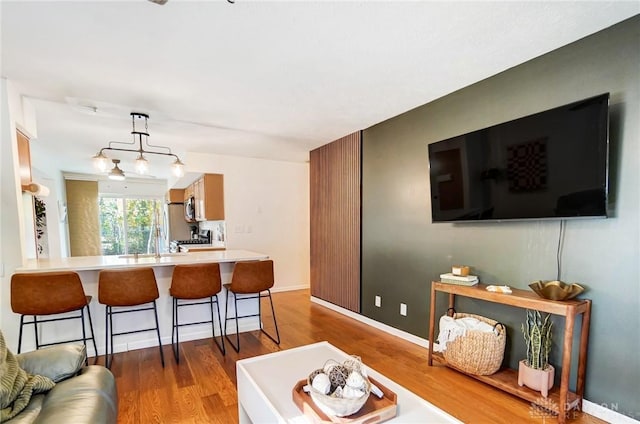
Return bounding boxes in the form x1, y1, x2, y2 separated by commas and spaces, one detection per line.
556, 220, 566, 280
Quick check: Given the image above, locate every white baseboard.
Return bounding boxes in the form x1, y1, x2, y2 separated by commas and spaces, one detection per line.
272, 283, 309, 293
582, 400, 639, 423
310, 296, 639, 424
310, 296, 430, 348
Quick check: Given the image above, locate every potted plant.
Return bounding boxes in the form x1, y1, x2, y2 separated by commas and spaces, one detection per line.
518, 309, 554, 397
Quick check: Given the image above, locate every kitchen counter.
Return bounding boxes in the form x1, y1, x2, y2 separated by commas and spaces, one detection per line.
179, 244, 226, 252
13, 250, 270, 356
15, 249, 266, 273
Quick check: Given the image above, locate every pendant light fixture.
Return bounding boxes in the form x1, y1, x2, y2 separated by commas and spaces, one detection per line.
108, 159, 126, 181
92, 112, 185, 179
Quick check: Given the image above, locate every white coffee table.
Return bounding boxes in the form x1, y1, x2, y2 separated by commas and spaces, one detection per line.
236, 341, 462, 423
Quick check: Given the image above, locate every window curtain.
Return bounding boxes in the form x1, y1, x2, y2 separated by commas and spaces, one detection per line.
65, 179, 101, 256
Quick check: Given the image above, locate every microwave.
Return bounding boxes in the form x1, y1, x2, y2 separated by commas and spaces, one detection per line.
185, 196, 196, 222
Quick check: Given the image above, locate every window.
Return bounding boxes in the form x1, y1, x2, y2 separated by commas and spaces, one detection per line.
98, 196, 163, 256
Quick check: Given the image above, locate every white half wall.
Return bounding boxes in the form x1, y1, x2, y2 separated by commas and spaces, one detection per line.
183, 152, 310, 290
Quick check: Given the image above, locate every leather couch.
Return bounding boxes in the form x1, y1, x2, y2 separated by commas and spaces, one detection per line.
6, 344, 117, 424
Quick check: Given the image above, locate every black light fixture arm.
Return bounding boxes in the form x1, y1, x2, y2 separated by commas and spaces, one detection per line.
97, 145, 180, 161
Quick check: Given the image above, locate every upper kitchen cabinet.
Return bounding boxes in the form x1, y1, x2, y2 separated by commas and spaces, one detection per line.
17, 130, 32, 187
194, 173, 224, 221
183, 184, 194, 202
166, 188, 185, 204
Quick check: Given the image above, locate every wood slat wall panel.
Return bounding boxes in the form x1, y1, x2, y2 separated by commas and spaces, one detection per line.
309, 132, 361, 312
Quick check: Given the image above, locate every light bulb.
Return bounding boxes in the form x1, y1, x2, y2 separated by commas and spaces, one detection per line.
135, 154, 149, 174
108, 173, 125, 181
92, 152, 109, 172
172, 158, 185, 177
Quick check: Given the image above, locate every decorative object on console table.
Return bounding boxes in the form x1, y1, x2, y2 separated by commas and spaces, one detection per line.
436, 309, 506, 376
518, 309, 554, 398
440, 273, 478, 286
451, 265, 470, 276
529, 280, 585, 301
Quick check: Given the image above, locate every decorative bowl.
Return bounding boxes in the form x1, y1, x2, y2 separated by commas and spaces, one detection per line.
307, 357, 371, 417
529, 280, 585, 301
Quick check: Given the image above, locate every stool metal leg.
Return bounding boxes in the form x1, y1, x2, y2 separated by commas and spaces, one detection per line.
224, 290, 241, 352
105, 306, 112, 369
152, 300, 165, 368
262, 290, 281, 345
84, 304, 98, 364
34, 315, 40, 350
171, 297, 180, 363
80, 307, 88, 365
210, 294, 225, 355
17, 315, 25, 354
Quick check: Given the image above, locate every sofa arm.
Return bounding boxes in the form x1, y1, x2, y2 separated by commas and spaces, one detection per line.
34, 365, 118, 424
16, 344, 86, 383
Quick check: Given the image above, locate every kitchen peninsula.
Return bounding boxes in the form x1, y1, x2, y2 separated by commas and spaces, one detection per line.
14, 250, 269, 356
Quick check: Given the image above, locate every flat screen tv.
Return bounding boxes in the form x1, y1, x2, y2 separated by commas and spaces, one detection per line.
427, 93, 609, 223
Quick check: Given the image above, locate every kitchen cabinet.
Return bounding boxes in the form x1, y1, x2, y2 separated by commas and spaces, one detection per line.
17, 130, 32, 188
194, 173, 224, 221
194, 177, 204, 220
181, 173, 224, 221
166, 188, 184, 204
183, 184, 194, 202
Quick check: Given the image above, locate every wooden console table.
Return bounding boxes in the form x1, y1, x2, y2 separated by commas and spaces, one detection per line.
427, 282, 591, 424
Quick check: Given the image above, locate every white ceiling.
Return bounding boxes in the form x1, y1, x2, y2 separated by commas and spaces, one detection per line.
2, 1, 638, 181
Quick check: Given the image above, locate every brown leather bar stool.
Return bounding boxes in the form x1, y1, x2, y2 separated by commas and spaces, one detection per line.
10, 271, 97, 362
223, 260, 280, 352
98, 267, 165, 369
169, 263, 225, 363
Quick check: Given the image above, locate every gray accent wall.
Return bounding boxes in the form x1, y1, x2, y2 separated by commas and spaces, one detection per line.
361, 16, 639, 416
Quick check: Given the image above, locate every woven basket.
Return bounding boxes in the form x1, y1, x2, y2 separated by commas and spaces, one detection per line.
307, 357, 371, 417
442, 312, 506, 376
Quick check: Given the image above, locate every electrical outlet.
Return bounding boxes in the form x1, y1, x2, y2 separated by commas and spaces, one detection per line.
374, 296, 381, 307
400, 303, 407, 316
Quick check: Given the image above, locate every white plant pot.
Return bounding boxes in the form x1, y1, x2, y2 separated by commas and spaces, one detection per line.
517, 359, 555, 398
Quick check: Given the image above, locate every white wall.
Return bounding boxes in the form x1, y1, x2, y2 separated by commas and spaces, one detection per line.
184, 152, 310, 291
0, 78, 31, 344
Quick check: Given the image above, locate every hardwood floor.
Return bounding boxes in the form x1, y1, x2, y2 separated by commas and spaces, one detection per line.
103, 289, 605, 423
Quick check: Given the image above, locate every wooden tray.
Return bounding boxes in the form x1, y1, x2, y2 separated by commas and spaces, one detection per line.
292, 376, 398, 424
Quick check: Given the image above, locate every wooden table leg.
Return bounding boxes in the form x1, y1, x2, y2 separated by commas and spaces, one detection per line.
576, 300, 591, 411
428, 282, 437, 366
559, 311, 576, 423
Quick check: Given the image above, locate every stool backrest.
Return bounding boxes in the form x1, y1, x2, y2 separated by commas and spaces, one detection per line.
229, 260, 274, 294
170, 263, 222, 299
11, 271, 87, 315
98, 267, 159, 306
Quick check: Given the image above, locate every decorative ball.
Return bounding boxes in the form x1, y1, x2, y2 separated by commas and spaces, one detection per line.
328, 365, 349, 391
311, 373, 331, 395
346, 371, 366, 391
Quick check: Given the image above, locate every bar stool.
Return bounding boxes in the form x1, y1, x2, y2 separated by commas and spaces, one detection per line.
169, 263, 225, 363
224, 260, 280, 352
10, 271, 97, 362
98, 267, 165, 369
